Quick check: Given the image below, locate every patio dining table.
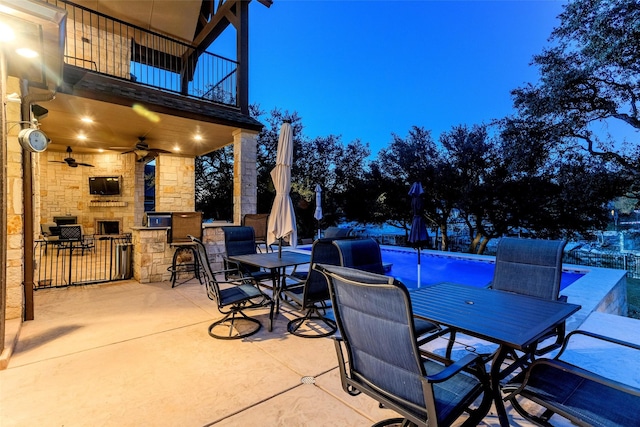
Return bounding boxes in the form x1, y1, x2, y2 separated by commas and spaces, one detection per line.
410, 282, 581, 427
227, 251, 311, 313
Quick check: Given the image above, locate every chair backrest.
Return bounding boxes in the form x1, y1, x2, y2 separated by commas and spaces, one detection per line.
242, 214, 269, 241
41, 222, 60, 237
59, 224, 82, 241
222, 226, 258, 256
169, 212, 202, 243
300, 238, 342, 304
318, 264, 429, 415
492, 237, 567, 300
333, 238, 385, 274
324, 226, 351, 238
189, 236, 221, 305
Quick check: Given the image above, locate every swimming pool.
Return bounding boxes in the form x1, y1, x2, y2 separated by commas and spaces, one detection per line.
295, 245, 584, 290
380, 248, 584, 290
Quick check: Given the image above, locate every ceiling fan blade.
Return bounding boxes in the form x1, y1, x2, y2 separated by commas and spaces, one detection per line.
49, 160, 68, 164
120, 149, 135, 154
76, 162, 95, 167
150, 148, 171, 154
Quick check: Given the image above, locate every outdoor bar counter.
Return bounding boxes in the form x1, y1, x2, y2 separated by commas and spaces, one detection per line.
131, 222, 233, 283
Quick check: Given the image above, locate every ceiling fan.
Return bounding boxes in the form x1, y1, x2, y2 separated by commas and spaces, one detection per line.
120, 136, 171, 162
49, 146, 94, 168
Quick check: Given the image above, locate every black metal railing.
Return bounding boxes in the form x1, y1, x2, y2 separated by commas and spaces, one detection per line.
564, 250, 640, 279
45, 0, 239, 107
35, 235, 133, 289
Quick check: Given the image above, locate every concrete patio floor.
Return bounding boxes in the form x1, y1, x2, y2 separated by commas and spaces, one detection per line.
1, 277, 637, 426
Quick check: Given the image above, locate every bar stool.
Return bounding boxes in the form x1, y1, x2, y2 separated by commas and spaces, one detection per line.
167, 212, 203, 287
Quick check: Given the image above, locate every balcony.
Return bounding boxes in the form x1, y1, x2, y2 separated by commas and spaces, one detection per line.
45, 0, 240, 108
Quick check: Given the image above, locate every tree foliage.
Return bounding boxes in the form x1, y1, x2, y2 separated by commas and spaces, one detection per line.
510, 0, 640, 196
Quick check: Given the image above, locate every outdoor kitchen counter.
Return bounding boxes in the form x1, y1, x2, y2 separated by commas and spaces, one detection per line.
131, 222, 236, 283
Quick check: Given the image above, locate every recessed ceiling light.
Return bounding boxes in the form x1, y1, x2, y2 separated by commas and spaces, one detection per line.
81, 117, 93, 123
0, 23, 14, 42
98, 148, 104, 153
16, 48, 38, 58
194, 134, 203, 141
173, 145, 181, 152
77, 134, 87, 140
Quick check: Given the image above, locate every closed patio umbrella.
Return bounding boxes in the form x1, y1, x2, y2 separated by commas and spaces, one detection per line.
267, 120, 297, 257
314, 183, 323, 239
408, 182, 429, 287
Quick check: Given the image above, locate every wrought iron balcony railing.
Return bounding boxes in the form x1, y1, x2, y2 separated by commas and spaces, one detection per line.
45, 0, 239, 107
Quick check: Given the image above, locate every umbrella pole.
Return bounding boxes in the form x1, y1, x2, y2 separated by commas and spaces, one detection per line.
417, 248, 421, 288
278, 237, 282, 258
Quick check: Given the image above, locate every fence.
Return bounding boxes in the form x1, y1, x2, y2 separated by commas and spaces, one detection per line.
564, 250, 640, 279
35, 235, 133, 289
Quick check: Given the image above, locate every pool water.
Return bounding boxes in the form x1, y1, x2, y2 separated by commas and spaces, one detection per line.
297, 245, 584, 291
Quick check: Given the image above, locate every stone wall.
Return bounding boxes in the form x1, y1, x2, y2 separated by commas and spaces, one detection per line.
39, 153, 195, 235
39, 151, 137, 234
155, 156, 195, 212
132, 225, 226, 283
5, 77, 23, 320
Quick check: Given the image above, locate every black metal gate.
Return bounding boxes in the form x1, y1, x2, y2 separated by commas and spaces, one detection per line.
34, 235, 133, 289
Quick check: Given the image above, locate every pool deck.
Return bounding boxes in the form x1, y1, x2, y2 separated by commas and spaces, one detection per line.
1, 256, 638, 426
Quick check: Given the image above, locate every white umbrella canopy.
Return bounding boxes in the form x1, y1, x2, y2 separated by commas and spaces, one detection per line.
314, 183, 323, 239
267, 120, 297, 254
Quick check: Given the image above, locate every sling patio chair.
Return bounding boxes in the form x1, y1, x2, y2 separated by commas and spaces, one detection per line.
221, 226, 273, 290
503, 330, 640, 427
58, 224, 94, 256
167, 211, 203, 287
281, 238, 339, 338
316, 264, 493, 427
242, 213, 270, 253
333, 238, 444, 345
189, 236, 274, 339
323, 226, 352, 239
446, 237, 568, 360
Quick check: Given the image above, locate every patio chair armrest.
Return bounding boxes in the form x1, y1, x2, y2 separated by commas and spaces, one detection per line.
426, 353, 486, 383
556, 329, 640, 360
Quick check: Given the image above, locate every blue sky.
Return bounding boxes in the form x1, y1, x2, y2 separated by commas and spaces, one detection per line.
226, 0, 567, 155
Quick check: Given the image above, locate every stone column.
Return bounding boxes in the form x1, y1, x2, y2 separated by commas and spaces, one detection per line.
155, 156, 195, 212
233, 129, 258, 224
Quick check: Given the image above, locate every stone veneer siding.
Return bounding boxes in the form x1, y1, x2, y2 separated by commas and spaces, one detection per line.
155, 156, 195, 212
233, 130, 258, 223
5, 77, 24, 320
132, 225, 226, 283
40, 151, 138, 234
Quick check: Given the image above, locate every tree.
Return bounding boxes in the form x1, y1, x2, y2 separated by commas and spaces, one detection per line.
370, 127, 440, 236
195, 144, 234, 221
511, 0, 640, 197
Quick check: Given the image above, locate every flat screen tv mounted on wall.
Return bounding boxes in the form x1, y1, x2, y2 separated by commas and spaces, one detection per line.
89, 176, 121, 196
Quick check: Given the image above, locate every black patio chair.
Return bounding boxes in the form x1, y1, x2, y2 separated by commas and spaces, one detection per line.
333, 238, 443, 344
503, 330, 640, 427
221, 226, 273, 289
323, 226, 352, 238
316, 264, 493, 427
445, 237, 568, 360
58, 224, 94, 256
189, 235, 274, 339
281, 238, 339, 338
